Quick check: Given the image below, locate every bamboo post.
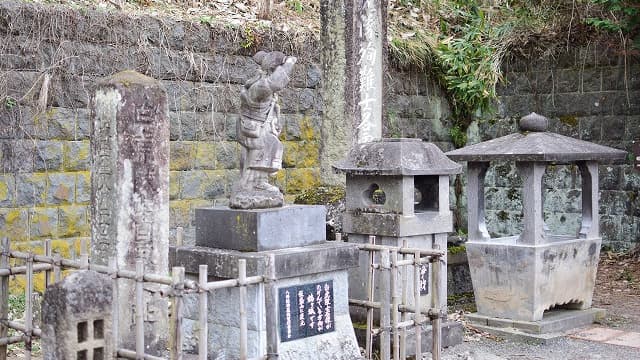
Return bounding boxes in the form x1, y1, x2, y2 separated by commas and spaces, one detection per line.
265, 253, 278, 360
135, 260, 145, 358
238, 259, 248, 359
53, 251, 61, 283
379, 248, 391, 360
365, 235, 376, 359
413, 251, 422, 360
80, 238, 89, 270
24, 254, 33, 360
390, 249, 399, 360
176, 227, 184, 247
109, 257, 119, 359
431, 257, 442, 360
171, 267, 185, 360
198, 265, 208, 360
399, 240, 408, 360
0, 238, 9, 360
44, 239, 52, 288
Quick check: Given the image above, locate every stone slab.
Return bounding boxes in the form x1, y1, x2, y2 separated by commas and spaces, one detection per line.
195, 205, 326, 251
466, 308, 606, 340
172, 242, 359, 280
571, 326, 640, 348
570, 327, 626, 342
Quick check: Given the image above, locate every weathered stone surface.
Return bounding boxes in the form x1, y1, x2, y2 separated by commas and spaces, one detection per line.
47, 172, 75, 204
466, 237, 601, 321
41, 270, 113, 360
34, 141, 63, 171
0, 174, 15, 207
90, 70, 169, 353
231, 51, 296, 209
195, 205, 326, 251
446, 120, 628, 163
173, 242, 359, 280
334, 138, 462, 176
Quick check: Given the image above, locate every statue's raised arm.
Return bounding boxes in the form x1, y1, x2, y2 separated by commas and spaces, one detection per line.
231, 51, 297, 210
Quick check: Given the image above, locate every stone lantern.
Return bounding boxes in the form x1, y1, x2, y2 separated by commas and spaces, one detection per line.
446, 113, 627, 331
334, 138, 462, 348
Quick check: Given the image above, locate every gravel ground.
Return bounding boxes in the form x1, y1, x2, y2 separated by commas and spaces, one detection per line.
433, 334, 640, 360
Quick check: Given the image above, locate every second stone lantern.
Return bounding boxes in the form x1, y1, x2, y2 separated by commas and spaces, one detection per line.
446, 113, 627, 335
333, 138, 463, 350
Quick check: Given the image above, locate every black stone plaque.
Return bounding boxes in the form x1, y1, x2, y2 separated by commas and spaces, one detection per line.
278, 280, 335, 342
419, 263, 429, 296
634, 142, 640, 173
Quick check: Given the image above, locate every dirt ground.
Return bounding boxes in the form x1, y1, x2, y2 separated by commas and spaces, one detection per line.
592, 251, 640, 332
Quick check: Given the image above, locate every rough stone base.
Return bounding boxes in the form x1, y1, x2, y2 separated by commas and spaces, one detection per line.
354, 321, 463, 354
229, 188, 284, 209
466, 308, 606, 344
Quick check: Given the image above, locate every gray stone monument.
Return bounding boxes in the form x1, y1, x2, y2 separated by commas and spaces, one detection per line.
334, 138, 464, 352
319, 0, 387, 184
90, 70, 169, 353
231, 51, 296, 210
42, 271, 113, 360
446, 113, 628, 337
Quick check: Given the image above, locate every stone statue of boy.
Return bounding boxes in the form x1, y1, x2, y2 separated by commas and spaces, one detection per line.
230, 51, 297, 209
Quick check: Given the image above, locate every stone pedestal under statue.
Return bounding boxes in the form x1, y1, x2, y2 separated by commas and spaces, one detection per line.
172, 205, 362, 359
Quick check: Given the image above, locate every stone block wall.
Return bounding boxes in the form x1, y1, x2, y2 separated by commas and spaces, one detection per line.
0, 1, 323, 260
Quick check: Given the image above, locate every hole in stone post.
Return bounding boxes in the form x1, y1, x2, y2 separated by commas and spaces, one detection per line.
93, 347, 104, 360
77, 350, 87, 360
77, 321, 88, 343
414, 176, 438, 212
93, 319, 104, 339
362, 184, 386, 205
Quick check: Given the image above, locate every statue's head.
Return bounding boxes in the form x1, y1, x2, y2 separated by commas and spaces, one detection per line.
253, 51, 286, 72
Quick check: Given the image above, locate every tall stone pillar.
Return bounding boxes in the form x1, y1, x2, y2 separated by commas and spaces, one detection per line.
320, 0, 387, 183
320, 0, 349, 185
90, 70, 169, 354
348, 0, 385, 144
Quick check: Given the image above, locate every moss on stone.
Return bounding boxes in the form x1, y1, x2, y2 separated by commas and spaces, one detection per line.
170, 141, 197, 171
294, 185, 346, 205
285, 168, 321, 194
0, 179, 9, 202
194, 142, 216, 169
559, 115, 578, 127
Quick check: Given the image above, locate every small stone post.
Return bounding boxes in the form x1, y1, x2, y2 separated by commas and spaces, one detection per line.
90, 70, 169, 354
41, 271, 113, 360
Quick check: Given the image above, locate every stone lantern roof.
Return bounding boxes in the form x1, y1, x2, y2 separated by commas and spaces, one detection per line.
446, 113, 628, 163
333, 138, 462, 176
